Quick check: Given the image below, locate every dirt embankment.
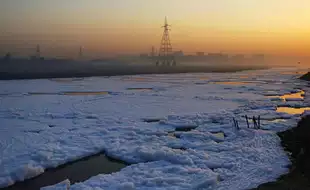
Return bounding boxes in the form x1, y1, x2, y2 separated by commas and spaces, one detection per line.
255, 115, 310, 190
300, 72, 310, 80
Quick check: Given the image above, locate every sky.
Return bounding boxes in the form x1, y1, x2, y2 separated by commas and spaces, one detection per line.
1, 0, 310, 58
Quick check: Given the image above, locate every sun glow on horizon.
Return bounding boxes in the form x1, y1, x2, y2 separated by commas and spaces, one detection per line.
1, 0, 310, 58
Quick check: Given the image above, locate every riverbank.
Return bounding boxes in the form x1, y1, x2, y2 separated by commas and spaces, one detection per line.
255, 115, 310, 189
0, 63, 267, 80
300, 71, 310, 81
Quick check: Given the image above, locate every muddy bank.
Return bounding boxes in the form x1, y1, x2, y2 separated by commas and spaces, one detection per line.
255, 115, 310, 189
300, 72, 310, 81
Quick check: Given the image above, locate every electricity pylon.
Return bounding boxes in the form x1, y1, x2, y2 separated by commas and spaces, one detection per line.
156, 17, 176, 66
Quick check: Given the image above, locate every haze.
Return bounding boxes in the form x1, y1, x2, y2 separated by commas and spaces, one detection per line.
1, 0, 310, 59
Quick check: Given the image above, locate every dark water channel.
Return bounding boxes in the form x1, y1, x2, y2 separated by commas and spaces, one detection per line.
1, 153, 127, 190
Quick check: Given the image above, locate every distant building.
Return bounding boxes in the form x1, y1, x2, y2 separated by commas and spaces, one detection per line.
231, 54, 245, 64
234, 54, 245, 58
173, 51, 184, 57
208, 53, 225, 58
30, 55, 44, 61
30, 56, 37, 60
208, 53, 228, 59
252, 54, 264, 60
150, 46, 156, 57
252, 54, 264, 57
140, 53, 149, 58
196, 52, 205, 56
207, 53, 229, 63
252, 54, 265, 64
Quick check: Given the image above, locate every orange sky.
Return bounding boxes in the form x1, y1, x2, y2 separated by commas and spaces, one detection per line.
1, 0, 310, 58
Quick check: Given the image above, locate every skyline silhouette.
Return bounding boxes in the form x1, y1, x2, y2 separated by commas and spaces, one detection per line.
1, 0, 310, 58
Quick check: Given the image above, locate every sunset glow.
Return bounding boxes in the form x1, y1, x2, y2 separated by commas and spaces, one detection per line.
1, 0, 310, 57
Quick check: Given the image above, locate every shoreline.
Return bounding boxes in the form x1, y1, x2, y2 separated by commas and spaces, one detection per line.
300, 71, 310, 81
0, 65, 267, 81
255, 71, 310, 189
254, 115, 310, 189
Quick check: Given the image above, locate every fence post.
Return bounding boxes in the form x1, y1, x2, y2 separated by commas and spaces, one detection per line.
245, 115, 250, 128
233, 117, 236, 129
233, 117, 239, 130
236, 119, 239, 130
253, 116, 257, 129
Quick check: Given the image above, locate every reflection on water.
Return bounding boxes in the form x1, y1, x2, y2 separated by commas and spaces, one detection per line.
126, 88, 153, 91
63, 91, 109, 96
276, 107, 310, 115
28, 91, 109, 96
28, 88, 154, 96
281, 71, 307, 75
213, 132, 225, 139
3, 154, 126, 190
213, 81, 250, 85
122, 77, 153, 82
28, 92, 58, 95
270, 119, 287, 123
284, 91, 305, 99
132, 77, 147, 81
238, 75, 249, 79
269, 90, 305, 101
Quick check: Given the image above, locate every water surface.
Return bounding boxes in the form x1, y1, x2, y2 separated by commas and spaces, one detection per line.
276, 107, 310, 115
1, 154, 126, 190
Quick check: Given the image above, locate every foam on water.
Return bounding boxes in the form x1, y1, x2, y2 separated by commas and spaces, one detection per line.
0, 67, 308, 190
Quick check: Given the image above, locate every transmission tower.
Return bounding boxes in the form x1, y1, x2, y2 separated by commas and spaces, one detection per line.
156, 17, 176, 66
79, 46, 83, 60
